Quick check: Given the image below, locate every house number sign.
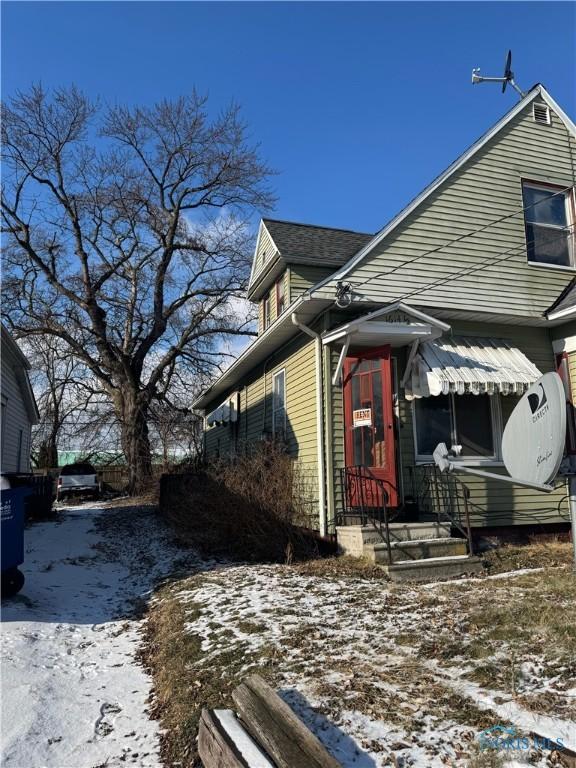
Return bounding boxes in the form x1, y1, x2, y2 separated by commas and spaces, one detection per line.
353, 408, 372, 427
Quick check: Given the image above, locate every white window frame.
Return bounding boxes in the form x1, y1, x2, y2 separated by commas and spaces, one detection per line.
412, 393, 503, 466
263, 293, 271, 330
272, 368, 286, 438
522, 179, 575, 270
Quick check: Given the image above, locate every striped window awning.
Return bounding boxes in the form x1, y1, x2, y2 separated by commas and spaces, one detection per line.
206, 393, 239, 426
405, 337, 542, 399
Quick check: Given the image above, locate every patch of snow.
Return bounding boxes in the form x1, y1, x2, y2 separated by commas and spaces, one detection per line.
1, 503, 201, 767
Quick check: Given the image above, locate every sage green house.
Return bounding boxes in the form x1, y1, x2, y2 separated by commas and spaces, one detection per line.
193, 84, 576, 540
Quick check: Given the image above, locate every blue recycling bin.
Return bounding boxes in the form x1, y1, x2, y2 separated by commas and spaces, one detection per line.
1, 486, 28, 597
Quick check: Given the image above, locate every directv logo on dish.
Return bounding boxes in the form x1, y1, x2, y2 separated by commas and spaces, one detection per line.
528, 383, 550, 423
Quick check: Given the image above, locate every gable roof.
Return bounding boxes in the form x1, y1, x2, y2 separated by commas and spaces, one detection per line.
547, 278, 576, 320
194, 85, 576, 410
262, 218, 373, 266
308, 84, 576, 297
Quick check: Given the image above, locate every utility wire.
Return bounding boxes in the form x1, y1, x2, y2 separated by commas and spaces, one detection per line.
400, 223, 575, 304
349, 185, 574, 292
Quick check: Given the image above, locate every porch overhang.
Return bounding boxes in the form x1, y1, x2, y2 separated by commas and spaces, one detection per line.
321, 302, 451, 386
405, 336, 542, 400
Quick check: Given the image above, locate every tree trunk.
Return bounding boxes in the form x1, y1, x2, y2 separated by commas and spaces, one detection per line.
117, 390, 153, 495
37, 439, 59, 469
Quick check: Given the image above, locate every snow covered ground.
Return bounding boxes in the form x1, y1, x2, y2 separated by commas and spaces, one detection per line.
165, 563, 575, 767
2, 503, 574, 768
1, 502, 198, 768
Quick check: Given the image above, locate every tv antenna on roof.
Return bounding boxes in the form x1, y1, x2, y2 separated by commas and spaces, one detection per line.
472, 50, 526, 98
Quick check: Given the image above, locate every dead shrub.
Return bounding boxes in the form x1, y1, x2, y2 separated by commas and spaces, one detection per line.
160, 442, 335, 562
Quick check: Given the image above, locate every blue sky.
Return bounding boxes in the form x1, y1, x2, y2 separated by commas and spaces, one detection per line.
2, 2, 575, 235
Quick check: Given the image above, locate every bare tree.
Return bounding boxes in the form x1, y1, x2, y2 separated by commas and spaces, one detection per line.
26, 335, 119, 467
27, 336, 76, 467
2, 85, 273, 492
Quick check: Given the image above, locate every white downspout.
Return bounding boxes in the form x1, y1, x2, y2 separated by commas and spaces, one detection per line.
291, 312, 327, 536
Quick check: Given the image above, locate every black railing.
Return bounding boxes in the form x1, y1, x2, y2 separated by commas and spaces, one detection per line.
413, 464, 474, 555
338, 465, 393, 563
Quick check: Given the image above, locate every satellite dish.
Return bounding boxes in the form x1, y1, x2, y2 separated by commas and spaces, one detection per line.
502, 372, 566, 486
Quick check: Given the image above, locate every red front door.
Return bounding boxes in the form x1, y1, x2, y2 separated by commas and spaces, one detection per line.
343, 346, 398, 508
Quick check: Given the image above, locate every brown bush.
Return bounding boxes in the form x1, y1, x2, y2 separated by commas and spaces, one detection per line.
160, 443, 334, 563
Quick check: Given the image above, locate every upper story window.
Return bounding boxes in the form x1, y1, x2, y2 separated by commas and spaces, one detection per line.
263, 292, 271, 330
276, 275, 286, 316
522, 181, 574, 268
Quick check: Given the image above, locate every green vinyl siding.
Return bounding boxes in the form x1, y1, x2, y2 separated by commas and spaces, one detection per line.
252, 223, 277, 285
289, 264, 339, 302
315, 101, 576, 317
257, 271, 288, 335
569, 351, 576, 402
204, 417, 232, 458
203, 333, 320, 526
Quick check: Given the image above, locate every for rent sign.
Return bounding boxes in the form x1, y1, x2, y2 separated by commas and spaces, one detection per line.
353, 408, 372, 427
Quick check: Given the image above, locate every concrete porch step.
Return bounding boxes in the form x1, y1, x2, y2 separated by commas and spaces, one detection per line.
367, 537, 467, 564
336, 522, 452, 557
381, 555, 483, 583
387, 522, 452, 542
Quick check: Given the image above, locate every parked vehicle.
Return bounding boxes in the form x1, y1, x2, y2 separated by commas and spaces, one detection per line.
57, 463, 100, 502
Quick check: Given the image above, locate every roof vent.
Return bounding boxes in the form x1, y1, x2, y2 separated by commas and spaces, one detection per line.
533, 102, 551, 125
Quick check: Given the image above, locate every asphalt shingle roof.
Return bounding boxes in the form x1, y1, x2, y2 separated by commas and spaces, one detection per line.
547, 278, 576, 316
262, 218, 373, 266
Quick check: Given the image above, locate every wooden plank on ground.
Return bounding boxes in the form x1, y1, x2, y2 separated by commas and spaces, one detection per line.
232, 675, 341, 768
198, 708, 275, 768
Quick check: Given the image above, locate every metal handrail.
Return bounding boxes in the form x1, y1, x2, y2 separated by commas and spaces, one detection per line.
339, 465, 393, 563
414, 464, 474, 555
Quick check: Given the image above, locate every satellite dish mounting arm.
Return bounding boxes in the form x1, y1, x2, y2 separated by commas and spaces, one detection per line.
433, 443, 556, 494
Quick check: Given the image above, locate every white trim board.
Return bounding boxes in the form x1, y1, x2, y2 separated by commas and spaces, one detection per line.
548, 305, 576, 322
247, 220, 279, 295
308, 85, 576, 297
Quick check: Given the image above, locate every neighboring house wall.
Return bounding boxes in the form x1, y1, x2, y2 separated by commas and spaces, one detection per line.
315, 101, 576, 318
1, 345, 33, 473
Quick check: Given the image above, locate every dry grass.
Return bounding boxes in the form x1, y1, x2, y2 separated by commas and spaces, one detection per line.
140, 581, 277, 768
292, 554, 389, 580
481, 539, 573, 574
142, 539, 576, 767
160, 443, 336, 563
